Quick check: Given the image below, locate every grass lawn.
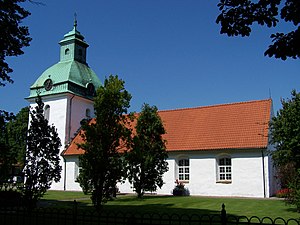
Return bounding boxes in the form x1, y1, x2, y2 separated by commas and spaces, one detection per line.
41, 191, 300, 221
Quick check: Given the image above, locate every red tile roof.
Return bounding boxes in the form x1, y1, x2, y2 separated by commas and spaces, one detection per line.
63, 99, 272, 156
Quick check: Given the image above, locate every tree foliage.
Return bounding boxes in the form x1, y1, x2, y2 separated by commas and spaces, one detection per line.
270, 90, 300, 168
0, 110, 15, 183
7, 107, 29, 166
216, 0, 300, 60
126, 104, 168, 198
0, 107, 28, 185
77, 75, 132, 209
21, 96, 61, 208
0, 0, 32, 86
270, 90, 300, 211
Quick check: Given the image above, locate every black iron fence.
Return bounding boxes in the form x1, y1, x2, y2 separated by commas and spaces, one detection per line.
0, 201, 299, 225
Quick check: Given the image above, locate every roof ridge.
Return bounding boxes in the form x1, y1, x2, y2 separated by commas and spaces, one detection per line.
158, 99, 272, 113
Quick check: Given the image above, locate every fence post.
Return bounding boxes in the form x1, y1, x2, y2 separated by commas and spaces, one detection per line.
73, 200, 78, 225
221, 203, 227, 225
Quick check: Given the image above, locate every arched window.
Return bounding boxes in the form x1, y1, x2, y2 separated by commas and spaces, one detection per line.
217, 157, 232, 182
178, 158, 189, 181
65, 48, 70, 55
44, 105, 50, 121
85, 108, 91, 119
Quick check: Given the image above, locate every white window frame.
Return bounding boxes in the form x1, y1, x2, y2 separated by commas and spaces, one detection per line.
74, 161, 82, 182
178, 158, 190, 182
217, 156, 232, 183
44, 105, 50, 121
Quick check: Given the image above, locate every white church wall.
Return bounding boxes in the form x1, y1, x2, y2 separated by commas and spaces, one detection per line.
64, 156, 82, 191
67, 95, 94, 144
117, 159, 176, 195
40, 94, 93, 191
29, 96, 68, 148
29, 95, 68, 190
118, 179, 132, 193
166, 150, 269, 198
117, 149, 272, 198
158, 159, 176, 195
28, 94, 94, 191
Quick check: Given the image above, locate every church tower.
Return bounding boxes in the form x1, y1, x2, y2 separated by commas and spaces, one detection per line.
26, 20, 101, 190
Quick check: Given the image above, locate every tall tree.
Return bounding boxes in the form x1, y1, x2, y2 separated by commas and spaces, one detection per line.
7, 107, 29, 166
21, 96, 61, 209
270, 90, 300, 210
0, 107, 28, 186
0, 0, 32, 174
216, 0, 300, 60
0, 110, 15, 183
126, 104, 168, 198
77, 75, 132, 209
0, 0, 32, 86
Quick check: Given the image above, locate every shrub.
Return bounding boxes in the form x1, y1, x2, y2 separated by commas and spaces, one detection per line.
172, 179, 189, 196
276, 188, 291, 198
285, 179, 300, 212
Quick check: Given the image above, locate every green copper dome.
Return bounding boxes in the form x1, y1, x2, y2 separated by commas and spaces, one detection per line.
27, 20, 101, 100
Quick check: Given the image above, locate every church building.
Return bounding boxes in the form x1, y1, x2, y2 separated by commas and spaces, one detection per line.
27, 22, 277, 197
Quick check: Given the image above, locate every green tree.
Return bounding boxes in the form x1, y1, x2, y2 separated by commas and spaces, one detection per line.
0, 0, 32, 179
0, 0, 32, 86
270, 90, 300, 210
0, 107, 28, 186
126, 104, 168, 198
21, 96, 61, 209
77, 75, 132, 209
7, 107, 29, 166
0, 110, 15, 183
216, 0, 300, 60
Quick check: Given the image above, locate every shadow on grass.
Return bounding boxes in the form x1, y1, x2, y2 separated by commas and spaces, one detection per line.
285, 207, 299, 213
38, 199, 91, 209
106, 204, 220, 214
37, 199, 229, 225
38, 196, 226, 216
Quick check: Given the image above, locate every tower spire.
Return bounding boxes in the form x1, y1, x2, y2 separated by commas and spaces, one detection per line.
59, 14, 89, 64
74, 13, 78, 30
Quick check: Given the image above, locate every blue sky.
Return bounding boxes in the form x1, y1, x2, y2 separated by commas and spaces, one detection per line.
1, 0, 299, 114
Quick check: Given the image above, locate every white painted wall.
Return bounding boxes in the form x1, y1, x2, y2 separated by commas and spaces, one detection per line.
66, 95, 94, 145
64, 156, 82, 191
28, 93, 94, 191
117, 149, 275, 198
28, 95, 68, 190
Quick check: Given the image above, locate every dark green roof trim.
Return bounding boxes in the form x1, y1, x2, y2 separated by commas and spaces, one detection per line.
27, 81, 96, 100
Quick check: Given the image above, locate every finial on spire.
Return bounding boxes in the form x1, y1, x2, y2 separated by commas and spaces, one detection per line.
74, 13, 78, 30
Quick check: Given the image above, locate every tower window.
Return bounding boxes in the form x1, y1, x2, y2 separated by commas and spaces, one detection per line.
86, 108, 91, 119
87, 83, 95, 96
79, 49, 83, 56
65, 48, 70, 55
44, 105, 50, 121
